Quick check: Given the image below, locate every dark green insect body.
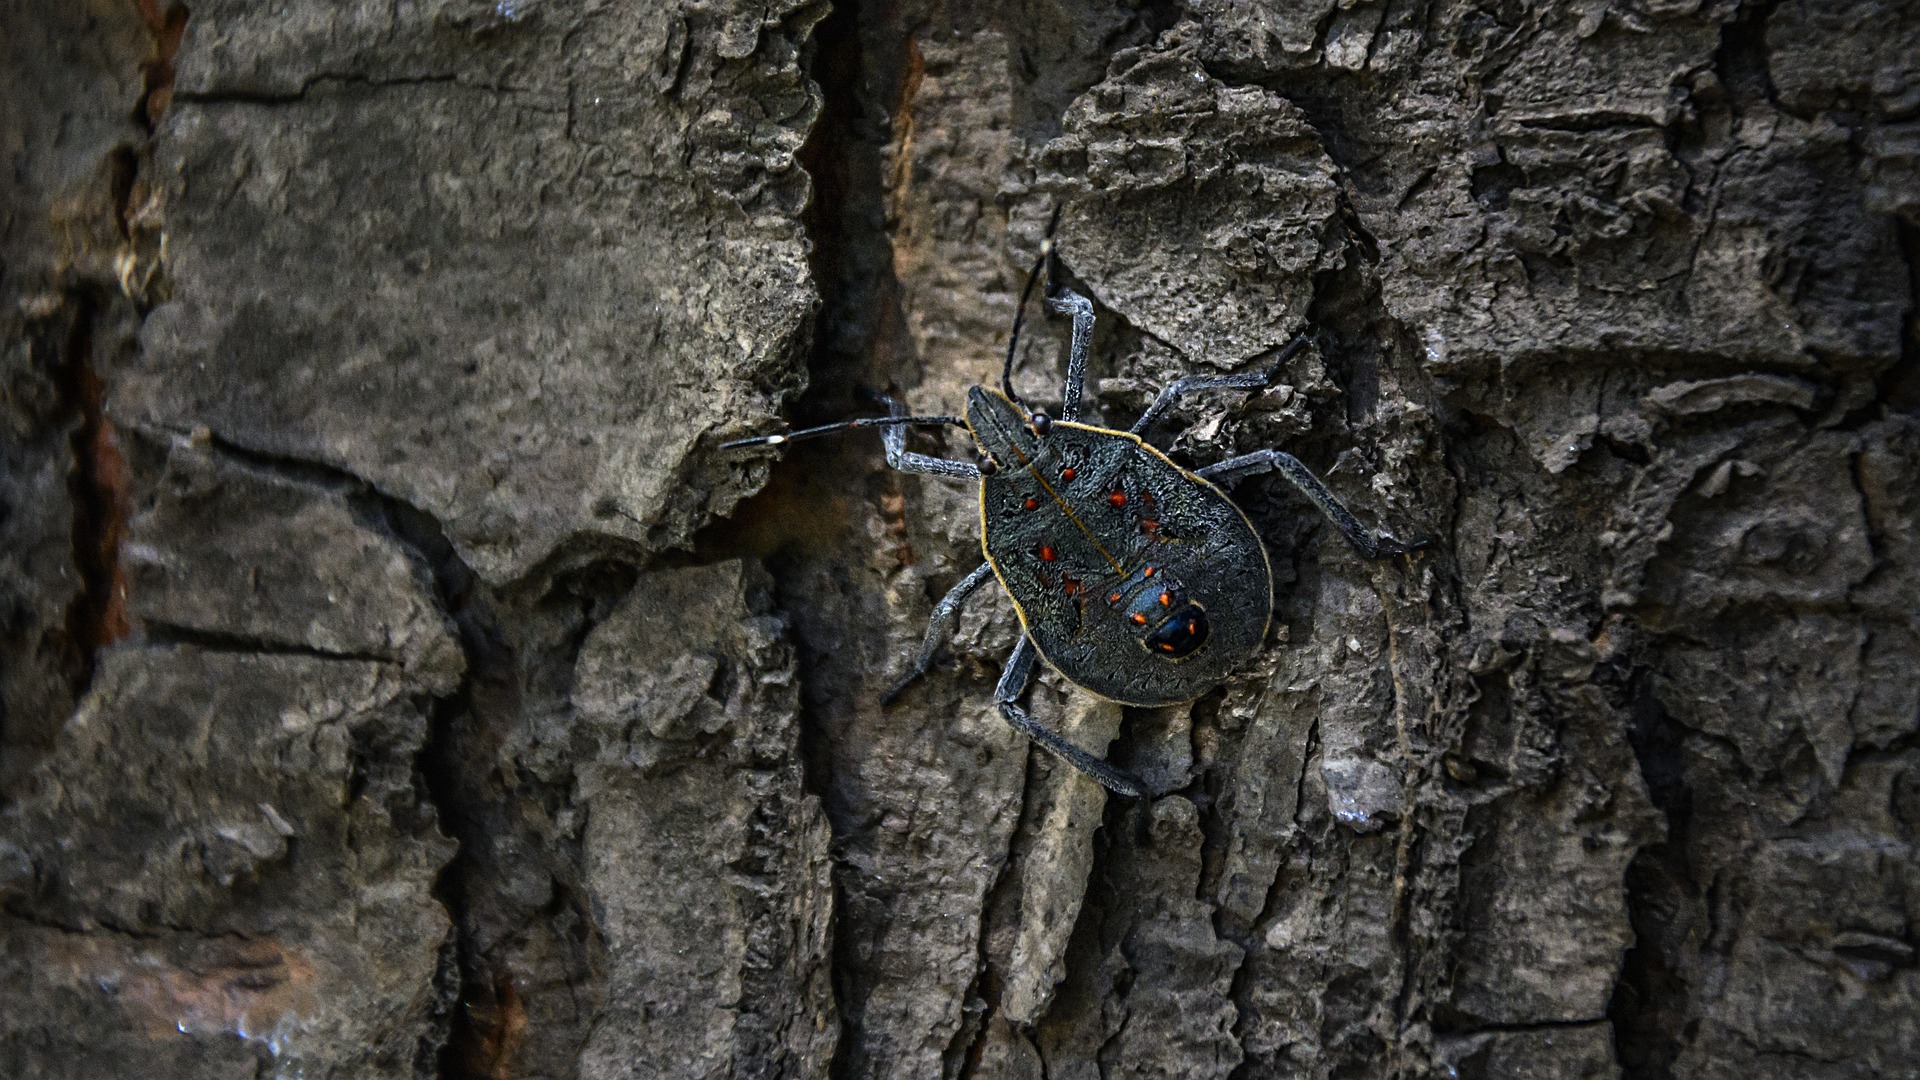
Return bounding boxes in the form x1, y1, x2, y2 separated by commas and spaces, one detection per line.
967, 387, 1272, 707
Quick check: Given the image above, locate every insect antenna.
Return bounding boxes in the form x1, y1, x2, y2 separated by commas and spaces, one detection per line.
721, 414, 967, 449
1001, 204, 1064, 406
1260, 331, 1314, 375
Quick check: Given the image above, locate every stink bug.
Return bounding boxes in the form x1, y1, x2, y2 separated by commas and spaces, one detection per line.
724, 246, 1423, 797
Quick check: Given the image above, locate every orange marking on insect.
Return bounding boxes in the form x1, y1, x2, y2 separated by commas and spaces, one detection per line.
1063, 577, 1084, 597
1023, 497, 1039, 510
1186, 620, 1197, 634
1143, 566, 1156, 578
1108, 591, 1123, 604
1108, 491, 1127, 507
1061, 467, 1077, 481
1038, 545, 1058, 562
1159, 642, 1176, 652
1158, 591, 1171, 606
1142, 518, 1161, 534
1131, 612, 1148, 626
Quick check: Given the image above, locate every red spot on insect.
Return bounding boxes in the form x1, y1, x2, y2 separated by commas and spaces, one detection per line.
1039, 545, 1058, 562
1158, 591, 1171, 606
1131, 613, 1148, 626
1186, 621, 1197, 634
1061, 467, 1077, 482
1160, 642, 1176, 652
1142, 518, 1161, 535
1063, 577, 1084, 597
1108, 491, 1126, 507
1023, 497, 1039, 510
1143, 565, 1156, 578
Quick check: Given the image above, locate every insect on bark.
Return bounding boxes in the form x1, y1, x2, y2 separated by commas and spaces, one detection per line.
723, 240, 1424, 797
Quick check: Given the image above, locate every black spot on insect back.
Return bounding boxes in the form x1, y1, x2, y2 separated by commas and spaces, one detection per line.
1144, 602, 1210, 659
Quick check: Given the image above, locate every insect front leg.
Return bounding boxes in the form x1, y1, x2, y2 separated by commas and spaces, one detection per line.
1129, 333, 1312, 437
881, 562, 997, 705
876, 394, 981, 480
724, 400, 977, 481
1044, 290, 1094, 423
995, 637, 1149, 798
1198, 450, 1426, 559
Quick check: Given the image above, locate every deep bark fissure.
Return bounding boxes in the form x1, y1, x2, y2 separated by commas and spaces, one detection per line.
1715, 0, 1784, 121
52, 291, 133, 702
1888, 221, 1920, 413
948, 756, 1033, 1080
37, 13, 161, 707
379, 501, 621, 1080
1190, 686, 1236, 909
175, 430, 546, 1080
1224, 712, 1325, 1079
132, 0, 190, 129
1607, 664, 1697, 1080
173, 71, 469, 108
138, 620, 392, 665
689, 1, 930, 1073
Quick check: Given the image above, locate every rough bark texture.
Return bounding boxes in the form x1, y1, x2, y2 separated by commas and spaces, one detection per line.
2, 1, 1916, 1078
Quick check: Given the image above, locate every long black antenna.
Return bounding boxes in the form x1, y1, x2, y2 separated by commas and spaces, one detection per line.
1001, 205, 1064, 404
721, 414, 966, 449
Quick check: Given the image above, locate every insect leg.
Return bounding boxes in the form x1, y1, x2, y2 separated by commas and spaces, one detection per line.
881, 562, 997, 705
1045, 289, 1095, 422
995, 637, 1150, 798
1198, 450, 1426, 559
1129, 332, 1313, 437
878, 394, 983, 480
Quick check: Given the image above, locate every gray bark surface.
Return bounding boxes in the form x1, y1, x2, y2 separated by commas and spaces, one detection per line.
1, 1, 1915, 1078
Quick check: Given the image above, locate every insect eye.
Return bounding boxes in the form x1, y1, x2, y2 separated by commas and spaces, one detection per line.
1030, 410, 1052, 437
978, 456, 1000, 476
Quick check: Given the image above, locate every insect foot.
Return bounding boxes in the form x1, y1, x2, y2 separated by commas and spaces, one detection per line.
723, 252, 1424, 798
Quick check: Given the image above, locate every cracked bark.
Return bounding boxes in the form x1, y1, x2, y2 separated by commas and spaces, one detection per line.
3, 1, 1917, 1079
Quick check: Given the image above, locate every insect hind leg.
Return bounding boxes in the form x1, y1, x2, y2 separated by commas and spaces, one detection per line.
995, 638, 1149, 798
882, 562, 996, 705
1198, 449, 1427, 559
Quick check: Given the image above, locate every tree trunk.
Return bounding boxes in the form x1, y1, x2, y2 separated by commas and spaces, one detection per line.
3, 1, 1916, 1078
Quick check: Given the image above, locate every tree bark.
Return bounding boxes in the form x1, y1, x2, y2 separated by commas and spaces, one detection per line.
3, 1, 1916, 1078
